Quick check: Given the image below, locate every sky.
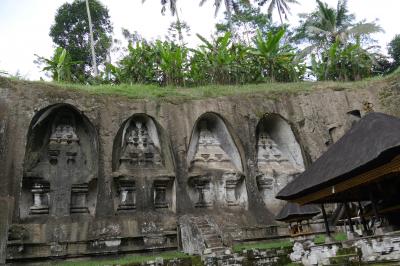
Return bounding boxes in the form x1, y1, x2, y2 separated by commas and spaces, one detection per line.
0, 0, 399, 80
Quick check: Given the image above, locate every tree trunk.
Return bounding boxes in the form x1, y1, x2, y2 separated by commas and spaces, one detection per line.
224, 0, 234, 35
85, 0, 98, 77
277, 3, 284, 26
175, 9, 184, 46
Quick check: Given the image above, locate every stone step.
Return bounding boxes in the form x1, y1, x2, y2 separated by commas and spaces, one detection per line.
199, 229, 216, 235
206, 241, 222, 248
204, 236, 220, 242
197, 225, 213, 230
203, 232, 218, 237
209, 246, 226, 253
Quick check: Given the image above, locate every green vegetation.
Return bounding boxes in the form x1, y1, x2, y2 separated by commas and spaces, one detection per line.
51, 251, 198, 266
49, 0, 113, 80
389, 34, 400, 71
232, 239, 292, 252
313, 232, 347, 245
31, 0, 397, 87
2, 73, 392, 103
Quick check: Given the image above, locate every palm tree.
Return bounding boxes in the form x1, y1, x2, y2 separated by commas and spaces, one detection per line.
85, 0, 98, 76
143, 0, 185, 43
306, 0, 382, 47
257, 0, 299, 25
199, 0, 250, 34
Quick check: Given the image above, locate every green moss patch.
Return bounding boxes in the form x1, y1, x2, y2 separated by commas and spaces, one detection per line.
232, 239, 293, 252
51, 251, 197, 266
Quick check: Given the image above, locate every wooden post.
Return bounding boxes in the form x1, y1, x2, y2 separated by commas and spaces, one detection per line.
369, 191, 380, 218
358, 201, 369, 234
344, 202, 355, 233
321, 204, 331, 237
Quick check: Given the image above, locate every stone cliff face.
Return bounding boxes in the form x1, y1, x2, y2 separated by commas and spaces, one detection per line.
0, 76, 395, 261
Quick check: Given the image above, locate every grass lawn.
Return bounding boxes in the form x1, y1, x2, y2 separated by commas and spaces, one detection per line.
51, 251, 199, 266
313, 232, 347, 245
232, 232, 348, 252
232, 239, 293, 252
0, 72, 394, 102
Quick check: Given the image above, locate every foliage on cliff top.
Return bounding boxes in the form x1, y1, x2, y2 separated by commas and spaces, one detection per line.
0, 70, 398, 102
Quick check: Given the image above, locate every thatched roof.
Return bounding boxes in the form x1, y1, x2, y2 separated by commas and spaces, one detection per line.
277, 112, 400, 201
275, 203, 320, 222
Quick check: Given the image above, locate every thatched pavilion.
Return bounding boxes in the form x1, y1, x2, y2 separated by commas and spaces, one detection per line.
277, 112, 400, 236
276, 203, 320, 236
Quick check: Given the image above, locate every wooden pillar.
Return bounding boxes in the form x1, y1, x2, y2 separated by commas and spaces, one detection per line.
369, 191, 380, 218
358, 201, 369, 234
344, 202, 354, 233
321, 204, 331, 237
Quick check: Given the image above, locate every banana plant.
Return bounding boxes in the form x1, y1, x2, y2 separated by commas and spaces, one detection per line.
35, 47, 80, 82
156, 41, 189, 86
118, 41, 159, 84
311, 38, 376, 81
194, 32, 236, 84
252, 28, 301, 81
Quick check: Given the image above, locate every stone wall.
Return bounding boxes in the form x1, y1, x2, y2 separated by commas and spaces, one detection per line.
0, 77, 391, 261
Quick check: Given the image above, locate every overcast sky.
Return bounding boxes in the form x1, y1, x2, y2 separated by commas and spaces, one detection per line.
0, 0, 398, 80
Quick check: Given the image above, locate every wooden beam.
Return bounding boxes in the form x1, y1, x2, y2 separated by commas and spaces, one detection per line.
292, 155, 400, 205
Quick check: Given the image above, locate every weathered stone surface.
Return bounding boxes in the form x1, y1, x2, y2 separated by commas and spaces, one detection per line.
0, 77, 394, 261
0, 197, 12, 264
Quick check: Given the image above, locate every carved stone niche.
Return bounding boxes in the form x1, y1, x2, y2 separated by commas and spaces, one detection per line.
116, 118, 163, 172
20, 104, 98, 219
114, 177, 136, 211
27, 178, 50, 215
256, 114, 305, 215
187, 113, 248, 209
153, 177, 174, 209
70, 184, 89, 213
112, 114, 176, 213
190, 120, 234, 170
223, 171, 245, 207
189, 176, 213, 208
256, 172, 274, 202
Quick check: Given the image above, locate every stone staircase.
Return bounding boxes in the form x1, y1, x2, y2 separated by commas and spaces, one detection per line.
189, 216, 228, 256
180, 215, 246, 265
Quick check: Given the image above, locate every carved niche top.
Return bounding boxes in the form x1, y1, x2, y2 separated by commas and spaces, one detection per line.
190, 120, 236, 171
257, 132, 303, 176
120, 121, 162, 168
49, 114, 79, 144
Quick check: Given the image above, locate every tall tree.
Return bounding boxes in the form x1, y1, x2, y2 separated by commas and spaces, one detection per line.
256, 0, 299, 25
388, 34, 400, 70
143, 0, 185, 44
216, 5, 272, 44
294, 0, 381, 50
50, 0, 112, 81
85, 0, 98, 76
199, 0, 250, 34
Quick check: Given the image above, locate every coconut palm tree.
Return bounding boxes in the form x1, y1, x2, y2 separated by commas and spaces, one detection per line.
304, 0, 382, 48
142, 0, 177, 16
142, 0, 185, 43
199, 0, 250, 34
256, 0, 298, 25
85, 0, 98, 76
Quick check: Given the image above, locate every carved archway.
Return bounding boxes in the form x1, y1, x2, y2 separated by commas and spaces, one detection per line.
256, 113, 304, 215
112, 114, 176, 213
186, 112, 247, 209
21, 104, 98, 218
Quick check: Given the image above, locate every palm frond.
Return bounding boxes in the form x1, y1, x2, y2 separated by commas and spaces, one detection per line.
347, 22, 383, 36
